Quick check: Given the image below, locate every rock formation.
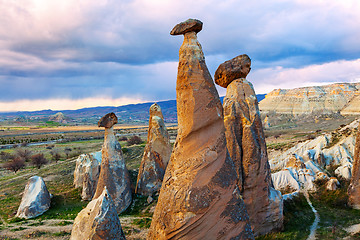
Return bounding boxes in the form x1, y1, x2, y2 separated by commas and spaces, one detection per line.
327, 177, 340, 191
73, 151, 101, 200
93, 112, 132, 214
147, 19, 254, 240
70, 187, 126, 240
216, 54, 283, 235
259, 82, 360, 115
135, 103, 171, 196
268, 120, 359, 194
16, 176, 51, 219
348, 121, 360, 209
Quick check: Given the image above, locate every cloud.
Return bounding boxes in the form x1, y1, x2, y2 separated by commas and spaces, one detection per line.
0, 0, 359, 111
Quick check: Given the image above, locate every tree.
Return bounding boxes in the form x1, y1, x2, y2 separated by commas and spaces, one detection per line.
0, 151, 14, 161
31, 153, 48, 169
127, 135, 143, 146
50, 149, 61, 163
3, 157, 25, 173
15, 148, 32, 162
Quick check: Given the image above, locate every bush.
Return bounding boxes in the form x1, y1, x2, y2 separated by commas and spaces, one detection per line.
64, 148, 72, 158
15, 148, 32, 162
31, 153, 48, 169
0, 151, 14, 161
127, 136, 142, 146
118, 136, 128, 141
50, 150, 61, 163
3, 157, 25, 173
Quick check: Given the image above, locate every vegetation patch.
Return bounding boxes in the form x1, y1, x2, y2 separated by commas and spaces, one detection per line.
132, 217, 152, 229
52, 230, 71, 237
25, 230, 47, 238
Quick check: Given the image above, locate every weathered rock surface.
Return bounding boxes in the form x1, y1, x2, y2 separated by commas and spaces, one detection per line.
348, 122, 360, 209
93, 112, 132, 214
327, 177, 340, 191
70, 187, 126, 240
218, 59, 283, 235
73, 151, 101, 200
269, 119, 359, 193
16, 176, 51, 219
259, 82, 360, 115
170, 18, 202, 35
214, 54, 251, 88
148, 19, 254, 240
135, 103, 171, 196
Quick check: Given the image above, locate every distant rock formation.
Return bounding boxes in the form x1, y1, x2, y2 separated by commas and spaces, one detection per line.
73, 152, 101, 200
16, 176, 51, 219
259, 82, 360, 116
148, 19, 254, 240
48, 112, 70, 123
135, 103, 171, 196
70, 187, 126, 240
327, 177, 340, 191
348, 122, 360, 209
93, 112, 132, 214
216, 54, 283, 235
269, 119, 359, 193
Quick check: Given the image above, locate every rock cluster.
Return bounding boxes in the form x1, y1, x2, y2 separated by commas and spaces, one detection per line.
148, 19, 254, 240
348, 122, 360, 209
259, 82, 360, 115
70, 187, 126, 240
216, 54, 283, 235
135, 103, 171, 196
93, 112, 132, 214
73, 151, 101, 200
16, 176, 51, 219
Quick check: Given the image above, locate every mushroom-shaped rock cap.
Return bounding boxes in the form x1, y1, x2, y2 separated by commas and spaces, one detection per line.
98, 112, 118, 128
215, 54, 251, 88
170, 18, 203, 35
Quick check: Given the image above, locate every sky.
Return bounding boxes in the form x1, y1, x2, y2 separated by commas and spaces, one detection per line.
1, 0, 360, 112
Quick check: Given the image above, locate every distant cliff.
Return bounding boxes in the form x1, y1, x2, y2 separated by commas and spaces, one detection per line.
259, 82, 360, 115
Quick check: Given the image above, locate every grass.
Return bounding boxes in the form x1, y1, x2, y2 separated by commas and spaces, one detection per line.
132, 217, 152, 228
257, 193, 314, 240
52, 231, 71, 237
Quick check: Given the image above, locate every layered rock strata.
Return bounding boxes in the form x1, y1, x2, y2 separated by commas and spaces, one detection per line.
148, 19, 254, 240
73, 151, 101, 200
217, 54, 283, 235
348, 122, 360, 209
135, 103, 171, 196
70, 187, 126, 240
93, 112, 132, 214
16, 176, 51, 219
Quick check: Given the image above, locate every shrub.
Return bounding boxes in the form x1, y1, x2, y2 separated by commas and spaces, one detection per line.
64, 148, 72, 158
31, 153, 48, 169
0, 151, 14, 161
3, 157, 25, 173
118, 136, 128, 141
15, 148, 32, 162
127, 136, 142, 146
50, 150, 61, 163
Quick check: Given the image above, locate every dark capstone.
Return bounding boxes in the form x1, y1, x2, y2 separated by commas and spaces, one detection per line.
170, 18, 203, 35
215, 54, 251, 88
98, 112, 118, 128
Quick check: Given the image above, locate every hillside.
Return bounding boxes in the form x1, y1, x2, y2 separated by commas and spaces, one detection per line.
0, 95, 266, 125
259, 82, 360, 115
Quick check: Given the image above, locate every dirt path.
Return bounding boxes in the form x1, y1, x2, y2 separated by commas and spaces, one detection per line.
304, 191, 320, 240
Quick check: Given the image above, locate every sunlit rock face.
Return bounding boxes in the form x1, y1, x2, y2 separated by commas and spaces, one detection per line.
135, 103, 171, 196
16, 176, 51, 219
70, 187, 126, 240
217, 55, 283, 236
147, 19, 254, 240
93, 112, 132, 214
259, 82, 360, 115
73, 151, 101, 200
348, 122, 360, 209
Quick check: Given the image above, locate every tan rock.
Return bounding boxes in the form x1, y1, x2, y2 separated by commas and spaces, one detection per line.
135, 103, 171, 196
219, 73, 283, 235
147, 19, 254, 240
348, 122, 360, 209
73, 152, 101, 200
93, 113, 132, 214
326, 177, 340, 191
70, 187, 126, 240
16, 176, 51, 219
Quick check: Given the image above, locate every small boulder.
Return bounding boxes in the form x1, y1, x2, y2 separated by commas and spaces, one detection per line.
16, 176, 51, 219
170, 18, 203, 35
215, 54, 251, 88
70, 187, 126, 240
326, 177, 340, 191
